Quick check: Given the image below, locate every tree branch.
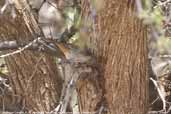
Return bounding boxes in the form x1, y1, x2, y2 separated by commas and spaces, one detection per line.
0, 39, 64, 57
0, 40, 37, 51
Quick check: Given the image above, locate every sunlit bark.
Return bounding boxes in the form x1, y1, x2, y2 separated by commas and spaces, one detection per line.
80, 0, 148, 113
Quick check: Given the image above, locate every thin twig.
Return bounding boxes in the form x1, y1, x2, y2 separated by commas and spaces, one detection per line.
0, 37, 41, 58
150, 78, 167, 112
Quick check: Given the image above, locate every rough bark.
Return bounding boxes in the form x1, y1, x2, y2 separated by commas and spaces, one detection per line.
80, 0, 148, 114
0, 4, 62, 113
0, 0, 148, 113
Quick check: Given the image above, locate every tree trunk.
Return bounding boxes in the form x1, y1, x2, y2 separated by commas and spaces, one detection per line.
0, 11, 62, 113
0, 0, 148, 113
79, 0, 148, 114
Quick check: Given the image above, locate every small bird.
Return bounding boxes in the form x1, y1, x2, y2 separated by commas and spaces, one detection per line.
56, 43, 93, 64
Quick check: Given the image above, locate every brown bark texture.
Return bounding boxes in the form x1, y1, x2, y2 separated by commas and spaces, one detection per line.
80, 0, 148, 114
0, 1, 62, 112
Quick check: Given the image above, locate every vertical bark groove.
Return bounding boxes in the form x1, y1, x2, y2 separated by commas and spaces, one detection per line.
81, 0, 148, 114
0, 13, 62, 112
